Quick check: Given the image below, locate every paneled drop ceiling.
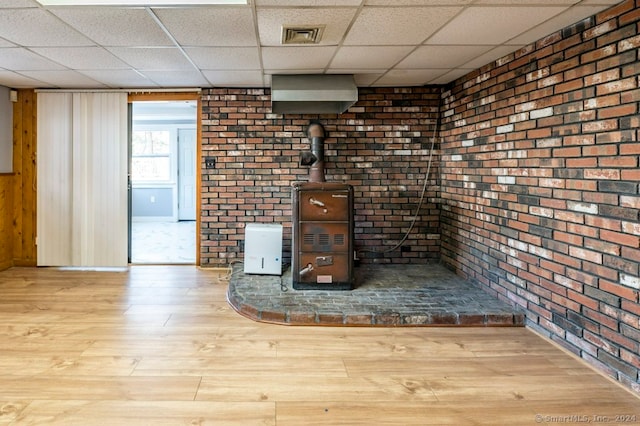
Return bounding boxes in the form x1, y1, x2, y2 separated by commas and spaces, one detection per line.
0, 0, 624, 89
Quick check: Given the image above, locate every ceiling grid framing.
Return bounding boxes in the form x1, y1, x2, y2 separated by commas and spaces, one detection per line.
0, 0, 626, 89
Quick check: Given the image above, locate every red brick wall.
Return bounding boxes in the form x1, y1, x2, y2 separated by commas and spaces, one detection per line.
440, 0, 639, 392
200, 87, 441, 267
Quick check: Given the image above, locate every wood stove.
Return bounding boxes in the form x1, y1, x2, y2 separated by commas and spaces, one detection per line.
292, 182, 354, 290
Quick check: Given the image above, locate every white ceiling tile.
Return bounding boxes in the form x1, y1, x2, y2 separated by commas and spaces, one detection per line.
0, 47, 66, 70
265, 69, 326, 75
202, 70, 264, 86
20, 70, 107, 88
79, 69, 160, 88
0, 8, 93, 47
154, 7, 257, 47
142, 70, 209, 87
0, 0, 38, 7
107, 47, 194, 70
0, 39, 16, 47
349, 72, 386, 87
262, 46, 337, 69
365, 0, 472, 4
327, 69, 386, 87
509, 6, 608, 45
398, 45, 494, 69
331, 46, 414, 69
329, 68, 385, 74
185, 47, 261, 70
50, 8, 174, 46
0, 70, 48, 88
0, 37, 16, 47
31, 47, 130, 70
344, 6, 462, 45
460, 45, 521, 69
257, 7, 357, 46
376, 69, 448, 86
257, 0, 361, 5
473, 0, 577, 4
428, 6, 570, 45
427, 68, 474, 84
580, 0, 624, 4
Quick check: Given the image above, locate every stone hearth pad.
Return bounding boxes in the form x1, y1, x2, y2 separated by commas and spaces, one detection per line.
227, 263, 525, 327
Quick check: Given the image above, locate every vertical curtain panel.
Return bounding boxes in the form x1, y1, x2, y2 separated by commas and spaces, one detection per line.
37, 92, 128, 267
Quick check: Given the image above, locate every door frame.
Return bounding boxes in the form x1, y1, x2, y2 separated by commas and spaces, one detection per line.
127, 92, 202, 265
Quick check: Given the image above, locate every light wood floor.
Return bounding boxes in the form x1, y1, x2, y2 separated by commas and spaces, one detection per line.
0, 266, 637, 425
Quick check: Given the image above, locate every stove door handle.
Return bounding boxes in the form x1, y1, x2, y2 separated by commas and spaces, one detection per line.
309, 197, 325, 207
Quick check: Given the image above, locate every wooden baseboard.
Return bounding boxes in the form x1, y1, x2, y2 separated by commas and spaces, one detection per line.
11, 259, 37, 267
0, 259, 13, 271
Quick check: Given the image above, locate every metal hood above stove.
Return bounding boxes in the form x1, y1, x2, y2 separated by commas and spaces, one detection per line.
271, 74, 358, 114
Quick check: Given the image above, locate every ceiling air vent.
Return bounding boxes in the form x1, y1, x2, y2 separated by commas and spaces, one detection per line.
281, 25, 325, 45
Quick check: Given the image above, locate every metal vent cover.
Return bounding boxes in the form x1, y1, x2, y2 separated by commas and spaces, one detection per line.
271, 74, 358, 114
281, 25, 325, 44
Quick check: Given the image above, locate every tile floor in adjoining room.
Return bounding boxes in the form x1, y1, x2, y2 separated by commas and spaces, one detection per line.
130, 221, 196, 264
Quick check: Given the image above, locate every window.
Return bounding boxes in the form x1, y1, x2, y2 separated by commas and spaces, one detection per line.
131, 130, 171, 181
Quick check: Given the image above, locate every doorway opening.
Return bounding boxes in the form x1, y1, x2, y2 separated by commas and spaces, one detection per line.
128, 99, 198, 264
